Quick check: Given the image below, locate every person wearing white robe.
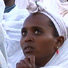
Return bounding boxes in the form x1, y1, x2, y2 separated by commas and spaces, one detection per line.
0, 0, 29, 68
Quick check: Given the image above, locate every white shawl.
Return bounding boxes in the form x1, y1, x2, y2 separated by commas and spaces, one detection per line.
2, 6, 29, 68
0, 21, 8, 68
0, 0, 29, 68
0, 50, 8, 68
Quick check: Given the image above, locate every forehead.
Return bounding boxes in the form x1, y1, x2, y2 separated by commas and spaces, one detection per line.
23, 13, 52, 28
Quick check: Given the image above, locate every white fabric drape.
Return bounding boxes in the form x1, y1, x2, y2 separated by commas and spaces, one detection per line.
0, 50, 8, 68
15, 0, 43, 9
41, 0, 68, 26
0, 0, 5, 22
0, 23, 7, 61
2, 7, 29, 68
0, 23, 8, 68
0, 0, 29, 68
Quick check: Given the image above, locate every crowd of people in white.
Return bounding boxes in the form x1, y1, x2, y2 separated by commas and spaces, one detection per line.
0, 0, 68, 68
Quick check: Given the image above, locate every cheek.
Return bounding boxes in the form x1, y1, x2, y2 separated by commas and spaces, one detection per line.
35, 37, 56, 57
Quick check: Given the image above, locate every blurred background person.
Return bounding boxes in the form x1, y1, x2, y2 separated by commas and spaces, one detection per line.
0, 0, 29, 68
4, 0, 15, 13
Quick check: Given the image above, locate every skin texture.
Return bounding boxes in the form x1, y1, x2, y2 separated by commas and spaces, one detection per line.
4, 0, 15, 6
16, 12, 64, 68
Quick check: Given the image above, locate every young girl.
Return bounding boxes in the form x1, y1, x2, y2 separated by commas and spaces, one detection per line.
16, 1, 68, 68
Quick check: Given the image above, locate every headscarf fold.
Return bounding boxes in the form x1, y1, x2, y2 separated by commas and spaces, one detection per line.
26, 0, 67, 40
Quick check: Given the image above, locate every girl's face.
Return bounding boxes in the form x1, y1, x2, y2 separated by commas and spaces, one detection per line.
20, 13, 59, 66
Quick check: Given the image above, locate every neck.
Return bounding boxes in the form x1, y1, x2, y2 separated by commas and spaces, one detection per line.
4, 0, 15, 6
35, 56, 52, 67
35, 52, 55, 67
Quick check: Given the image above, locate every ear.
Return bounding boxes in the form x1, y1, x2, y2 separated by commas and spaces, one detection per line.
55, 36, 64, 47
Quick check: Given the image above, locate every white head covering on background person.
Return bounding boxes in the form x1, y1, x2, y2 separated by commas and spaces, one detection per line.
26, 0, 68, 68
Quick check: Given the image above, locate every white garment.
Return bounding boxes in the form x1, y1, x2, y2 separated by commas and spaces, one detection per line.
15, 0, 42, 9
0, 0, 29, 68
3, 7, 29, 68
0, 50, 8, 68
15, 0, 27, 9
0, 23, 8, 68
0, 23, 7, 61
0, 0, 5, 22
43, 0, 68, 37
41, 66, 64, 68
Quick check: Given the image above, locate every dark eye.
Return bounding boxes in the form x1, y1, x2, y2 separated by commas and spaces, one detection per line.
34, 29, 42, 35
21, 29, 27, 37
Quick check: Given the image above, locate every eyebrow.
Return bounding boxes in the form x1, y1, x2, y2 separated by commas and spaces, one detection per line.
21, 25, 49, 32
22, 26, 44, 30
31, 26, 43, 30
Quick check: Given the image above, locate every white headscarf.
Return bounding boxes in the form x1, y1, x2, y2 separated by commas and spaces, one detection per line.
26, 0, 67, 40
26, 0, 68, 68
